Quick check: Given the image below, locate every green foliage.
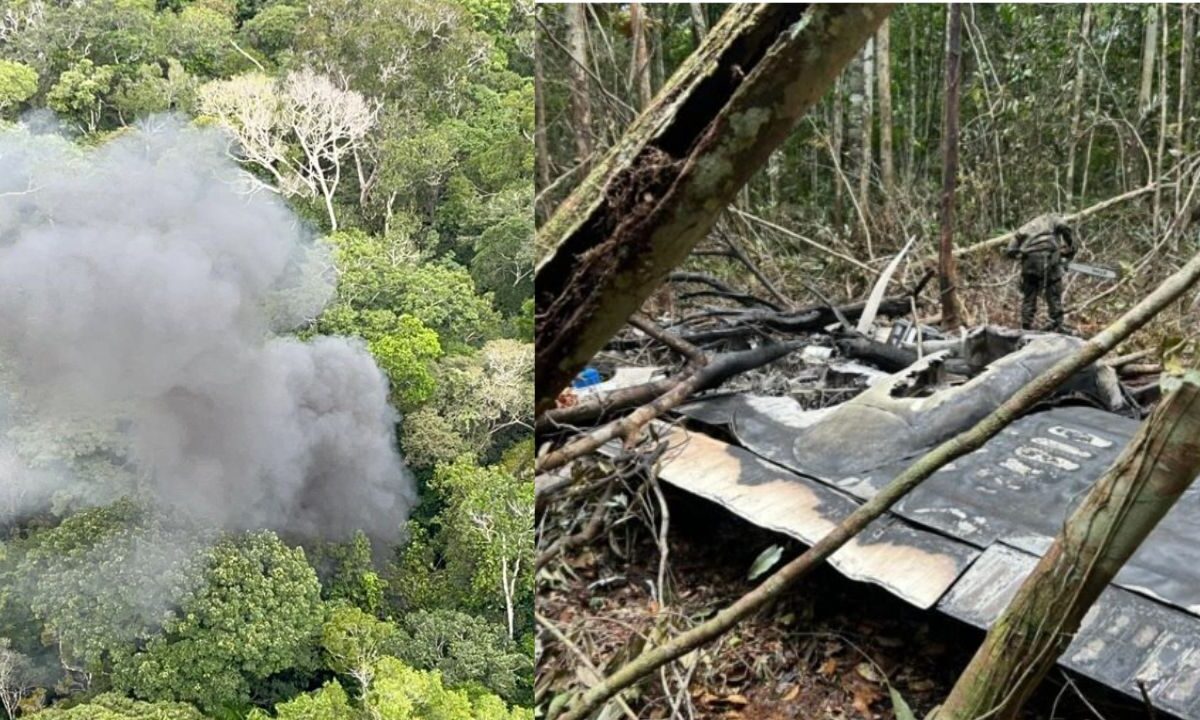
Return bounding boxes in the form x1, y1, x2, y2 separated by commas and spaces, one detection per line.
321, 605, 398, 688
367, 315, 442, 412
113, 532, 323, 713
246, 681, 354, 720
240, 4, 303, 61
32, 692, 207, 720
47, 59, 117, 133
13, 501, 203, 675
311, 532, 386, 616
367, 658, 472, 720
0, 60, 38, 114
393, 609, 531, 705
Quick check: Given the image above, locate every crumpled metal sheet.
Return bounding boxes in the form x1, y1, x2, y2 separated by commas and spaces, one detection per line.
941, 544, 1200, 719
647, 426, 978, 609
678, 393, 1200, 618
673, 381, 1200, 715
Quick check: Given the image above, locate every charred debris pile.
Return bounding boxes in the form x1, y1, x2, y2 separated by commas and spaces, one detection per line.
537, 260, 1161, 478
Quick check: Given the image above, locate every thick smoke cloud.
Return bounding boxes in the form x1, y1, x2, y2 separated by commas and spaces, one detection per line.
0, 118, 416, 540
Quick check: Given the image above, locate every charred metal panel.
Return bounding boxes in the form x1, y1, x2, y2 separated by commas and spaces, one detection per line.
678, 394, 1200, 619
649, 426, 978, 609
941, 544, 1200, 719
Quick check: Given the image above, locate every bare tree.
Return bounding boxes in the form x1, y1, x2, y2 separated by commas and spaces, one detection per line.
0, 639, 32, 720
197, 69, 376, 232
938, 3, 965, 329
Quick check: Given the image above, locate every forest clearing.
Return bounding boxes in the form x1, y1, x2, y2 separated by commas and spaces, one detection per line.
534, 4, 1200, 720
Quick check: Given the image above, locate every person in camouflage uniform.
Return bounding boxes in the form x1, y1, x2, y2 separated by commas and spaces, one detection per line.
1005, 213, 1075, 331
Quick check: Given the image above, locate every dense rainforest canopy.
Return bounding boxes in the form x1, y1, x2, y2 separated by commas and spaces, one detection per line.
0, 0, 534, 718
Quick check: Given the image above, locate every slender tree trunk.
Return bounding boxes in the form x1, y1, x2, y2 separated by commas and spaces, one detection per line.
629, 3, 653, 109
938, 371, 1200, 720
534, 25, 552, 218
833, 74, 845, 226
906, 16, 918, 181
876, 19, 895, 204
535, 4, 891, 413
565, 3, 593, 169
1177, 4, 1194, 205
1139, 4, 1159, 118
1154, 3, 1168, 235
938, 3, 964, 330
689, 3, 708, 45
859, 36, 875, 228
1065, 4, 1091, 204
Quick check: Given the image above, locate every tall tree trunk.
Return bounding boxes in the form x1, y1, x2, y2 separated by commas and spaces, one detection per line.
859, 35, 875, 231
1065, 4, 1091, 204
534, 23, 552, 219
906, 16, 918, 181
534, 4, 892, 413
689, 3, 708, 45
938, 3, 964, 330
565, 3, 593, 170
1154, 3, 1168, 235
1177, 4, 1194, 206
1139, 4, 1159, 118
938, 371, 1200, 720
876, 19, 895, 204
629, 3, 653, 109
833, 74, 845, 226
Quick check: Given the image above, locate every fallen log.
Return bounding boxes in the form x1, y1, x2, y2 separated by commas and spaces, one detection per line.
551, 244, 1200, 720
534, 4, 892, 414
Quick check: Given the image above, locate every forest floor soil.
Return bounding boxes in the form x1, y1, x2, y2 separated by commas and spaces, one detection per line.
539, 486, 1155, 720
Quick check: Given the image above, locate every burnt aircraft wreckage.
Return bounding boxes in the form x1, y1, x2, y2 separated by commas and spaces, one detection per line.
575, 325, 1199, 717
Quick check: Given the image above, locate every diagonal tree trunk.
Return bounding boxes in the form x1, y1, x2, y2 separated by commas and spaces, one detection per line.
938, 370, 1200, 720
534, 4, 892, 414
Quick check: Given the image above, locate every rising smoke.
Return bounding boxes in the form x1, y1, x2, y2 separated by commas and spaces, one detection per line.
0, 118, 416, 541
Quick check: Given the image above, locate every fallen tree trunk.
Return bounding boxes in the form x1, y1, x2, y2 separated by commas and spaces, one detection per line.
937, 370, 1200, 720
551, 246, 1200, 720
536, 341, 804, 476
535, 4, 892, 414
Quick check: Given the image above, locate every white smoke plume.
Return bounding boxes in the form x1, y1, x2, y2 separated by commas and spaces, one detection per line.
0, 118, 416, 540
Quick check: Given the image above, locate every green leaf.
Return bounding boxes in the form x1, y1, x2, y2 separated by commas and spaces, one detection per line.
889, 685, 918, 720
747, 545, 783, 581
